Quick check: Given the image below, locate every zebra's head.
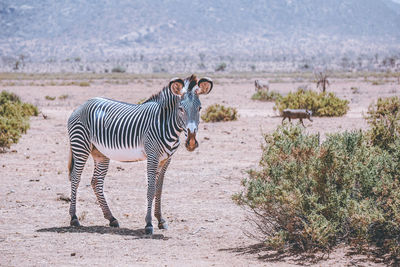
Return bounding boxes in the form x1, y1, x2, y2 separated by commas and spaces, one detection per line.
169, 75, 213, 152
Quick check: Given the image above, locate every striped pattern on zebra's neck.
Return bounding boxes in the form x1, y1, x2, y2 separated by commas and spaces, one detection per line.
144, 86, 185, 148
145, 85, 184, 131
144, 86, 180, 107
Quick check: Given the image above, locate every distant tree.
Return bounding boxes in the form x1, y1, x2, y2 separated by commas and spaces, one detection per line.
314, 71, 330, 93
374, 53, 379, 64
112, 66, 126, 73
215, 62, 227, 72
13, 54, 26, 71
13, 60, 20, 70
198, 53, 206, 62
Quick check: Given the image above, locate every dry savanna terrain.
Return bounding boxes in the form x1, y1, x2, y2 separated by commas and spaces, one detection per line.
0, 72, 399, 266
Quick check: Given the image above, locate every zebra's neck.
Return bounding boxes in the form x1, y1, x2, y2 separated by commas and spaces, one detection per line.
146, 86, 184, 138
145, 86, 178, 106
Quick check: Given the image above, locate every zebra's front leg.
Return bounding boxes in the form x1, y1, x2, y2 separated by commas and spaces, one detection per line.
91, 147, 119, 227
144, 156, 159, 235
155, 158, 171, 230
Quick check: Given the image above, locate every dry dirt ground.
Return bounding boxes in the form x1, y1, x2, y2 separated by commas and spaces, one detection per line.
0, 74, 399, 266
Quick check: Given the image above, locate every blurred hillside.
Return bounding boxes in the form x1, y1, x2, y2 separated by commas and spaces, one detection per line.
1, 0, 400, 73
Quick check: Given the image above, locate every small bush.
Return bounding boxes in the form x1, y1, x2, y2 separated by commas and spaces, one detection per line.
365, 96, 400, 150
235, 125, 400, 257
45, 95, 56, 101
251, 90, 282, 102
111, 66, 126, 73
351, 87, 360, 94
215, 62, 227, 72
0, 91, 38, 151
274, 89, 349, 117
201, 104, 238, 122
79, 81, 90, 87
58, 94, 69, 100
372, 80, 385, 86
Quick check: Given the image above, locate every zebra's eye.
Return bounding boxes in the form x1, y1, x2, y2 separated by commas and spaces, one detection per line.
178, 107, 184, 113
198, 106, 202, 111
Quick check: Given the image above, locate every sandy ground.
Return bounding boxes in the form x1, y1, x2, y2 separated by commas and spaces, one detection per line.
0, 75, 398, 266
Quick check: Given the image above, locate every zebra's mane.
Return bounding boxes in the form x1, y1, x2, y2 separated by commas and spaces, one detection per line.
186, 74, 198, 91
143, 75, 198, 104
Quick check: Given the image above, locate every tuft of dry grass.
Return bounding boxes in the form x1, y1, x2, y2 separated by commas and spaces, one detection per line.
136, 98, 147, 104
58, 94, 69, 100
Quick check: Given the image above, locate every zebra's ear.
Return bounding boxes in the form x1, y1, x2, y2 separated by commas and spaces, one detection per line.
169, 78, 185, 96
196, 77, 213, 95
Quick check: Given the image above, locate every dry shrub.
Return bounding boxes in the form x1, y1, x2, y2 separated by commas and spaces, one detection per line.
201, 104, 238, 122
58, 94, 69, 100
79, 81, 90, 87
365, 96, 400, 150
274, 89, 349, 117
215, 62, 227, 72
45, 95, 56, 101
235, 125, 400, 258
0, 91, 38, 151
251, 90, 282, 102
314, 71, 330, 92
111, 66, 126, 73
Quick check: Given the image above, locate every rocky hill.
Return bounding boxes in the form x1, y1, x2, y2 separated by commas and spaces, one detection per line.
1, 0, 400, 72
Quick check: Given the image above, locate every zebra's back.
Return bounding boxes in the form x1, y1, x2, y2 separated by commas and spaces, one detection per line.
68, 97, 159, 162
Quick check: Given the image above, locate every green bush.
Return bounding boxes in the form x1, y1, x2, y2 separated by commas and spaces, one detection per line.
45, 95, 56, 101
274, 89, 349, 117
0, 91, 38, 151
234, 125, 400, 256
201, 104, 238, 122
365, 96, 400, 151
251, 90, 282, 102
111, 66, 126, 73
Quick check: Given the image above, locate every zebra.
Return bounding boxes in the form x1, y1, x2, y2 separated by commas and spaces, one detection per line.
67, 74, 213, 234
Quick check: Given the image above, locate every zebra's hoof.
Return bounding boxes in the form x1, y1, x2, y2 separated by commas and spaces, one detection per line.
158, 219, 168, 230
145, 224, 153, 235
70, 218, 80, 227
109, 218, 119, 228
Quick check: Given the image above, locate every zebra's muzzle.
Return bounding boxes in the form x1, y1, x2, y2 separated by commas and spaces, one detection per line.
185, 129, 198, 152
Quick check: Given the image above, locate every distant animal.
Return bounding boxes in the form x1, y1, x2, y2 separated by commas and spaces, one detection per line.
282, 109, 313, 126
254, 80, 269, 92
67, 75, 213, 235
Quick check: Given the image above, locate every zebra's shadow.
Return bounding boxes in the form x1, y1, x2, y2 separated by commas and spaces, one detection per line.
37, 226, 167, 240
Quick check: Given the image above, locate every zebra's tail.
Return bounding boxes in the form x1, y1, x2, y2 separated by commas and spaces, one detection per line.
68, 147, 74, 181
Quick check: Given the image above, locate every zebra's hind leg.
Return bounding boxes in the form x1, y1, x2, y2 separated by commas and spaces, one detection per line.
155, 158, 171, 230
69, 149, 90, 227
91, 147, 119, 227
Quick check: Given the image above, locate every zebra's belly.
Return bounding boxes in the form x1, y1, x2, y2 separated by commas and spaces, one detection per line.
94, 143, 147, 162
